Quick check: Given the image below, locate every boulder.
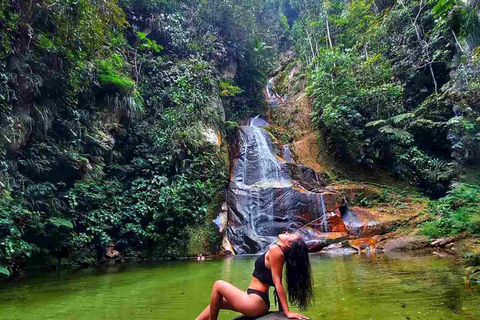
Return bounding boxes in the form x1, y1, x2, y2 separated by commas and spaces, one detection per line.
232, 312, 290, 320
298, 229, 348, 252
341, 207, 383, 237
378, 236, 429, 252
348, 237, 377, 252
321, 242, 358, 255
430, 236, 455, 248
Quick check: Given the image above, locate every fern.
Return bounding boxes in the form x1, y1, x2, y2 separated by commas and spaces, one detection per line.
48, 217, 73, 229
391, 112, 415, 124
366, 119, 387, 127
379, 125, 414, 142
0, 266, 10, 277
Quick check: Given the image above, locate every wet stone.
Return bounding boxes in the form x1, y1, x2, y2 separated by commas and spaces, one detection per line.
232, 312, 289, 320
379, 236, 429, 252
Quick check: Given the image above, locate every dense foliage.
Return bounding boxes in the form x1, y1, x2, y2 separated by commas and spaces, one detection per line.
1, 0, 479, 278
421, 183, 480, 237
289, 0, 480, 197
0, 0, 288, 278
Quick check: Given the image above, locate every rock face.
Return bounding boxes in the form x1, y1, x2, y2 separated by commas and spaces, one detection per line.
225, 124, 345, 254
222, 119, 411, 255
232, 311, 289, 320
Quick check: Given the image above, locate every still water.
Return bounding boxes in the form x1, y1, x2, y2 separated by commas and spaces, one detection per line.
0, 252, 479, 320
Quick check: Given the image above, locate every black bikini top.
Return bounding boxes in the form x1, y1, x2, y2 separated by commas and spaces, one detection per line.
252, 244, 285, 286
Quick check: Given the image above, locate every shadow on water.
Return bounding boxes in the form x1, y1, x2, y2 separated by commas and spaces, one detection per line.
0, 252, 479, 320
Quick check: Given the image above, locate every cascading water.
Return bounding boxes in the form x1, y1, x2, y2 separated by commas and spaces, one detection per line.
219, 76, 350, 254
224, 113, 341, 254
282, 144, 294, 163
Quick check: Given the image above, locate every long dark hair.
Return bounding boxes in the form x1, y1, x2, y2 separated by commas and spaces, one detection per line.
284, 238, 314, 311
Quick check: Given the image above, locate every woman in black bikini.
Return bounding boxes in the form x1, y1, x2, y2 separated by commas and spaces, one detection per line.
194, 232, 313, 320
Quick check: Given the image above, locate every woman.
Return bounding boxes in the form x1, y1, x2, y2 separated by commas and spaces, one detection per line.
195, 232, 313, 320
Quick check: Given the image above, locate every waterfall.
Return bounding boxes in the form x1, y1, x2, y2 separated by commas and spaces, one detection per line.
249, 115, 269, 127
282, 144, 294, 163
223, 82, 337, 253
321, 194, 329, 232
251, 126, 282, 183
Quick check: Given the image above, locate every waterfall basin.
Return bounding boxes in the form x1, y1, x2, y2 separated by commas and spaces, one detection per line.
0, 252, 478, 320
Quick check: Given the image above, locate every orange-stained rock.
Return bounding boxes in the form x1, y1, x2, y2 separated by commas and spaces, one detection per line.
322, 191, 345, 212
342, 207, 385, 237
328, 211, 347, 233
348, 237, 377, 252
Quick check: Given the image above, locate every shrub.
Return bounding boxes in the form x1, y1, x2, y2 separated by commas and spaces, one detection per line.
420, 184, 480, 237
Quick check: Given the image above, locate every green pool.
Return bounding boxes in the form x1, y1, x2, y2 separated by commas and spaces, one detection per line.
0, 252, 478, 320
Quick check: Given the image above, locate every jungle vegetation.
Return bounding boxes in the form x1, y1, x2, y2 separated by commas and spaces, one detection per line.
1, 0, 479, 278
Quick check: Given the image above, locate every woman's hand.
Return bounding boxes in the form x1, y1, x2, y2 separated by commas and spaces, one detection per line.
285, 311, 310, 319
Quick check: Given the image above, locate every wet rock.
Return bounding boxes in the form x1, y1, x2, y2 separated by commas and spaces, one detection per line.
213, 202, 229, 233
341, 207, 384, 237
321, 242, 358, 255
226, 126, 344, 254
465, 266, 480, 284
348, 237, 377, 252
248, 116, 270, 127
221, 56, 238, 79
298, 229, 348, 252
445, 242, 456, 250
379, 236, 429, 252
232, 311, 289, 320
327, 212, 347, 233
430, 237, 455, 248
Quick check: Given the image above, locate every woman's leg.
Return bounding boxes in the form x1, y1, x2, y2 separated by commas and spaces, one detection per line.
195, 298, 234, 320
208, 280, 268, 320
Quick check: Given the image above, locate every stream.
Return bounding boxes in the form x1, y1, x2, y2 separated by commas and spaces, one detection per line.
1, 252, 478, 320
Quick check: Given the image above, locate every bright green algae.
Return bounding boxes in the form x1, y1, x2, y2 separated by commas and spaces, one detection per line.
0, 252, 479, 320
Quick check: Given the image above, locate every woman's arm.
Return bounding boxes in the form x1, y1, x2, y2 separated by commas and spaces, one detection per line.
269, 247, 309, 320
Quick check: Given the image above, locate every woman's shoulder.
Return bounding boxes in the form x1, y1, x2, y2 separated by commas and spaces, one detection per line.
268, 243, 285, 257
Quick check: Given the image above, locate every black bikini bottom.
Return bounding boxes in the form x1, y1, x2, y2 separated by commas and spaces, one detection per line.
247, 288, 270, 309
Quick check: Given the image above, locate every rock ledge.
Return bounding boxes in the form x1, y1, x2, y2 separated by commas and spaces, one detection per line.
232, 312, 289, 320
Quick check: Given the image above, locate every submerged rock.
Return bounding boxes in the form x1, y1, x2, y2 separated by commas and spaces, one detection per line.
232, 312, 289, 320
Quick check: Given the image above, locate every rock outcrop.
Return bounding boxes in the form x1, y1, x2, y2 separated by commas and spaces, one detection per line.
232, 312, 290, 320
378, 236, 430, 252
225, 124, 345, 253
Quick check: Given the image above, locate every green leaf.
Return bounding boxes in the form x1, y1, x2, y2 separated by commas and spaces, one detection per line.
48, 218, 74, 229
366, 119, 386, 127
391, 113, 415, 124
0, 266, 10, 277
